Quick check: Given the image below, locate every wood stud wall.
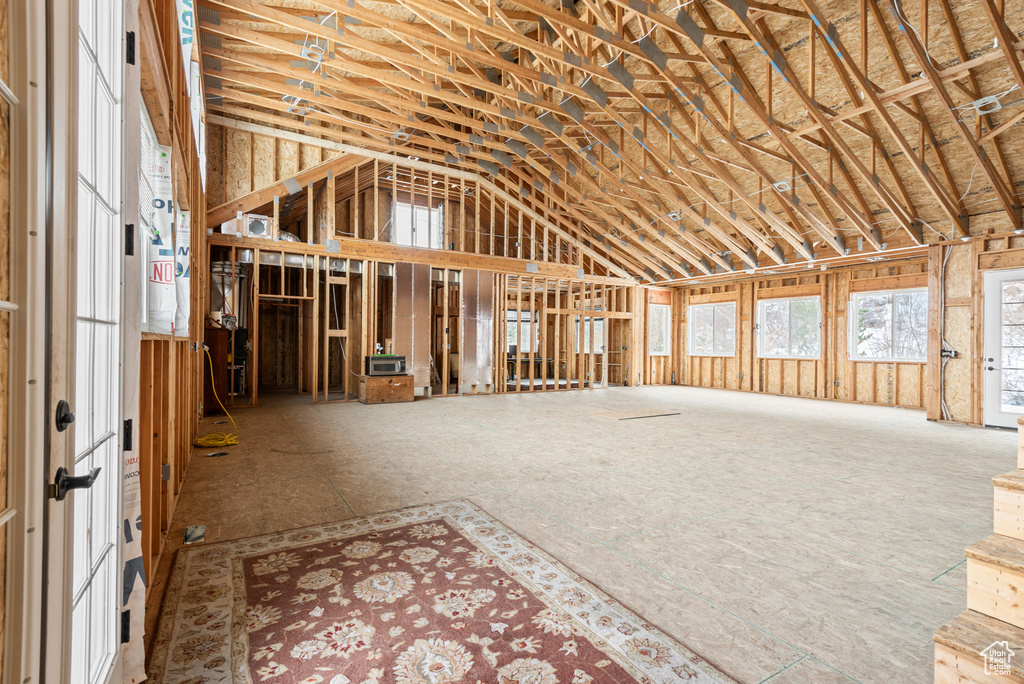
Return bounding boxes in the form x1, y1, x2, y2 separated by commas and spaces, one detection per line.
661, 258, 931, 410
497, 277, 637, 393
195, 0, 1024, 282
137, 0, 205, 590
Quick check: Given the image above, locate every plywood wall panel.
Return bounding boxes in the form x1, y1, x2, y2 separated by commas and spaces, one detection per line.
277, 139, 299, 180
944, 305, 974, 422
300, 143, 320, 170
252, 134, 276, 189
852, 364, 869, 403
876, 364, 894, 405
798, 361, 816, 397
206, 123, 224, 208
897, 364, 923, 408
224, 129, 251, 202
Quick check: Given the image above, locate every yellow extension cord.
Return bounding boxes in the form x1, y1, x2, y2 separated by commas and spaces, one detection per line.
193, 346, 240, 448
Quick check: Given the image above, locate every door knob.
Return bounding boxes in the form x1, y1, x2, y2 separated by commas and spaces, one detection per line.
48, 466, 101, 501
55, 399, 75, 432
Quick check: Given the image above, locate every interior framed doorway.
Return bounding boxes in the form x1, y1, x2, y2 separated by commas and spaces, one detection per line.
983, 267, 1024, 428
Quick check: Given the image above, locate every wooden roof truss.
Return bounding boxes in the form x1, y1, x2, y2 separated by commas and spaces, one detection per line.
199, 0, 1024, 282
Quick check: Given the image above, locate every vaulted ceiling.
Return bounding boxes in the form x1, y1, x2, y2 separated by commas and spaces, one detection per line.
198, 0, 1024, 282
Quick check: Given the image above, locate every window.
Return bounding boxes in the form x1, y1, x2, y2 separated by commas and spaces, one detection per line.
395, 200, 444, 249
757, 297, 821, 358
576, 317, 606, 353
850, 289, 928, 361
506, 311, 536, 353
688, 302, 736, 356
648, 304, 671, 356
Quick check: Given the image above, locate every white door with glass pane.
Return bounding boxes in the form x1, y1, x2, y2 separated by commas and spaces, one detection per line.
47, 0, 125, 680
984, 269, 1024, 428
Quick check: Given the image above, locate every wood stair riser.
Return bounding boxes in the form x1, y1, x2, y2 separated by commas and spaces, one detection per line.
1018, 422, 1024, 469
935, 643, 1021, 684
995, 485, 1024, 542
967, 558, 1024, 630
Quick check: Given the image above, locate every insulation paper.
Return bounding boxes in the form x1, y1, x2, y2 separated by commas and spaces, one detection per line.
582, 79, 609, 107
461, 269, 494, 392
558, 98, 585, 124
675, 9, 705, 46
147, 145, 176, 335
174, 210, 191, 337
639, 36, 668, 70
606, 60, 634, 92
538, 113, 564, 137
395, 263, 432, 391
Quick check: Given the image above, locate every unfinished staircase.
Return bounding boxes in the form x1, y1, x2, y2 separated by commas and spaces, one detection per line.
934, 418, 1024, 682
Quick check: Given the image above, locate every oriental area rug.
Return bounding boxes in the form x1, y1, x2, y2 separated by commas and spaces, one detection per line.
149, 500, 736, 684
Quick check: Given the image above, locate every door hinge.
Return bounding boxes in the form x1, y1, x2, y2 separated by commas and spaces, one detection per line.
125, 223, 135, 256
126, 31, 136, 65
121, 611, 131, 643
161, 464, 171, 481
124, 419, 133, 451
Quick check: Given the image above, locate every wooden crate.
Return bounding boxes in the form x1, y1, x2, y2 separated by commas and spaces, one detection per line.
358, 374, 415, 404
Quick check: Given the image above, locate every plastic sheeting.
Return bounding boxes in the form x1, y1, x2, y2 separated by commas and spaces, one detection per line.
461, 269, 494, 392
395, 262, 431, 390
146, 145, 175, 334
174, 210, 191, 337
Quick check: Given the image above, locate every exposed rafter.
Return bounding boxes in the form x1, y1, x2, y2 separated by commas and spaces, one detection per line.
199, 0, 1024, 280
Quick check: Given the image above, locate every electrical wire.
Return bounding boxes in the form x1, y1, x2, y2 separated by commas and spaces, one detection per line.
939, 244, 954, 421
194, 346, 240, 448
958, 162, 979, 203
892, 1, 940, 70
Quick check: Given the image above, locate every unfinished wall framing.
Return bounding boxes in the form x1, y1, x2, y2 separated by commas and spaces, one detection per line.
136, 0, 205, 591
498, 276, 637, 393
929, 232, 1024, 425
666, 256, 930, 410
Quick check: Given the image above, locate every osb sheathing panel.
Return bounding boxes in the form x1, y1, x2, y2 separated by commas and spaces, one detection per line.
300, 144, 320, 171
834, 275, 849, 400
897, 365, 924, 408
944, 244, 974, 299
944, 305, 975, 423
277, 139, 299, 180
854, 364, 872, 403
766, 359, 782, 394
798, 361, 816, 397
224, 129, 251, 202
875, 364, 894, 405
252, 134, 275, 189
206, 124, 224, 208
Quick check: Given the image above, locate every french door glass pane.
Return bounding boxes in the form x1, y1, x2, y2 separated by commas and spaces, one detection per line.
71, 0, 122, 680
1001, 281, 1024, 412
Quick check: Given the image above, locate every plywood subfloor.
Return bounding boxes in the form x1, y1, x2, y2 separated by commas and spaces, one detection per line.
144, 386, 1015, 683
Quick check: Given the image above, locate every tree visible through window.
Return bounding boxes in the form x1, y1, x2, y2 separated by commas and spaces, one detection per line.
852, 289, 927, 361
648, 304, 671, 356
688, 302, 736, 356
757, 297, 821, 358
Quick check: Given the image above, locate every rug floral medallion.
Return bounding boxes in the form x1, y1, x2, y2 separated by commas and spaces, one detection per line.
150, 500, 736, 684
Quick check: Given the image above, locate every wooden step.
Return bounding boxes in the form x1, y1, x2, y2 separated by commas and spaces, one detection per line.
935, 609, 1024, 682
966, 535, 1024, 630
995, 470, 1024, 542
1018, 417, 1024, 469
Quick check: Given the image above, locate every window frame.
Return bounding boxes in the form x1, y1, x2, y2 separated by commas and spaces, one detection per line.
394, 199, 444, 249
755, 295, 822, 360
687, 301, 737, 357
848, 287, 928, 362
648, 303, 672, 357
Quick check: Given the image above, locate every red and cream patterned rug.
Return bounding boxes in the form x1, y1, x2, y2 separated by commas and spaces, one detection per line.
149, 501, 736, 684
